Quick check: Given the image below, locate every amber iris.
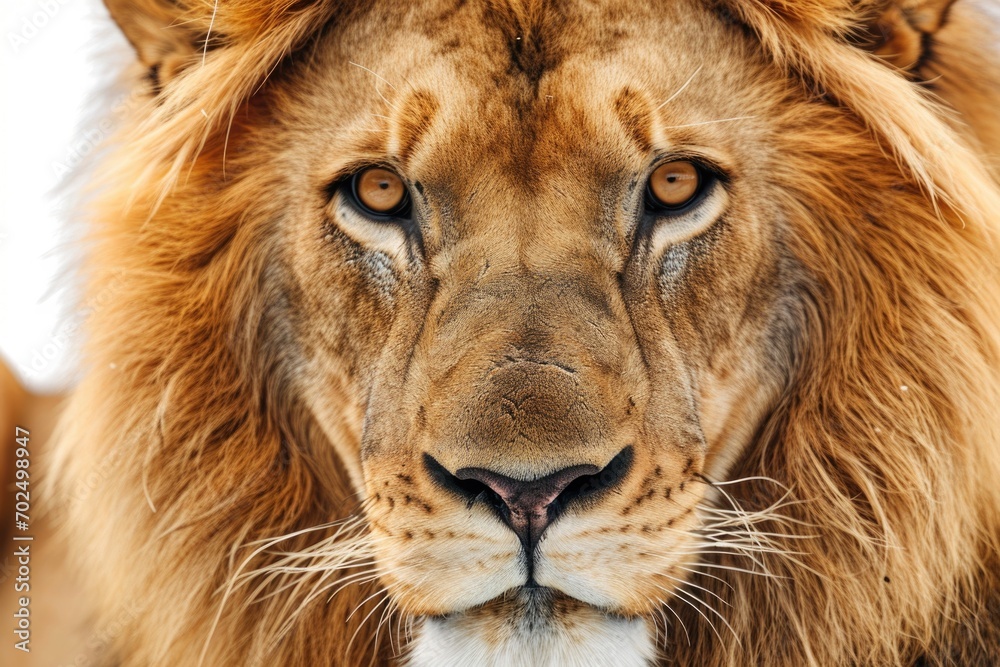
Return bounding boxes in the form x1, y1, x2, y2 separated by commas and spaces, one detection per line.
648, 161, 701, 209
353, 167, 408, 215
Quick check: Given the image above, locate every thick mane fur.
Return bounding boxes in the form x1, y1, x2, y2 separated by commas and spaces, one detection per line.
51, 1, 1000, 665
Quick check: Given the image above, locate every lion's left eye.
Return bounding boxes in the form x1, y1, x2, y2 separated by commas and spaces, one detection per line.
645, 160, 706, 212
348, 167, 411, 218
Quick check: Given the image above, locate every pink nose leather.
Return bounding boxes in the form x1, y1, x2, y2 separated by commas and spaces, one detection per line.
454, 464, 600, 549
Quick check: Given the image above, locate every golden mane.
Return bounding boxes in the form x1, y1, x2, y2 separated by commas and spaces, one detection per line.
50, 1, 1000, 665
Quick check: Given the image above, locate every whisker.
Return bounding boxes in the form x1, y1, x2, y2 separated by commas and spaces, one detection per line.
377, 595, 402, 658
348, 61, 400, 112
658, 583, 724, 645
346, 592, 391, 658
688, 560, 788, 580
201, 0, 220, 66
674, 564, 734, 591
667, 583, 741, 646
663, 115, 756, 129
349, 61, 399, 91
202, 515, 373, 666
645, 596, 666, 646
653, 593, 690, 646
656, 64, 704, 110
694, 473, 790, 490
660, 572, 730, 608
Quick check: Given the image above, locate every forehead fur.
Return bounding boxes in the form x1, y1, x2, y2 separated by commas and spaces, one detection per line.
293, 3, 755, 159
112, 0, 997, 235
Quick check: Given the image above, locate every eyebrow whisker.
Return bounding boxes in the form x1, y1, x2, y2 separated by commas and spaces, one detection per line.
664, 115, 757, 129
349, 61, 399, 90
656, 64, 704, 110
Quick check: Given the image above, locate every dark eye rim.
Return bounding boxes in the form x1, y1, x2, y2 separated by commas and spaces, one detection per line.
340, 166, 413, 221
643, 160, 718, 216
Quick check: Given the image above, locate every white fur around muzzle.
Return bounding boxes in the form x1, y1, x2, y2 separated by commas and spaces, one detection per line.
406, 611, 655, 667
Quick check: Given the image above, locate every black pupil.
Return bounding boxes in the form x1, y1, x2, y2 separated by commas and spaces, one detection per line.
378, 181, 389, 190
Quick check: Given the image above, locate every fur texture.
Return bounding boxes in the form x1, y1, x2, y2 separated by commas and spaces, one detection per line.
49, 0, 1000, 665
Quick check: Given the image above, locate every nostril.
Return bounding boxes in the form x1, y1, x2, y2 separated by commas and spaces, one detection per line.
422, 453, 508, 513
547, 445, 634, 518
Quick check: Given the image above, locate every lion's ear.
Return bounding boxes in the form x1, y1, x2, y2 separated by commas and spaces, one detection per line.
862, 0, 956, 69
736, 0, 956, 70
104, 0, 202, 87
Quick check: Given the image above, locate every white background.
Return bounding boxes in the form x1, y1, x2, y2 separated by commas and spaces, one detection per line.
1, 0, 124, 392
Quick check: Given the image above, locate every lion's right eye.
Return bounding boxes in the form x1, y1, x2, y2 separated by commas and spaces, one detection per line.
645, 160, 705, 212
348, 167, 411, 219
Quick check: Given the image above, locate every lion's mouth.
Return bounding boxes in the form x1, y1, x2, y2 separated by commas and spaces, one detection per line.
432, 585, 614, 623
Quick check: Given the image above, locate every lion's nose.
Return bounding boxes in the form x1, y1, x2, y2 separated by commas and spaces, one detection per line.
424, 447, 634, 551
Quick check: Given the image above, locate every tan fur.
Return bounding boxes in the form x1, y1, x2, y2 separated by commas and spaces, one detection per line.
39, 0, 1000, 665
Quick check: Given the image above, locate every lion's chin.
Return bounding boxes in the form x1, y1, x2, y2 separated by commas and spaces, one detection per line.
405, 588, 656, 667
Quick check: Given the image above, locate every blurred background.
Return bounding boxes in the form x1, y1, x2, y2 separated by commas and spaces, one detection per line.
1, 0, 127, 393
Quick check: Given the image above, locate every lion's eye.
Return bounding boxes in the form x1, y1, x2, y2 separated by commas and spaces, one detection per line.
646, 161, 703, 211
349, 167, 410, 218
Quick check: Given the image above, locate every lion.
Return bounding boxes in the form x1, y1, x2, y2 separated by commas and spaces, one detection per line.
9, 0, 1000, 665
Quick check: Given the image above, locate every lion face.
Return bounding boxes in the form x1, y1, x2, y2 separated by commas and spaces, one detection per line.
277, 0, 796, 656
